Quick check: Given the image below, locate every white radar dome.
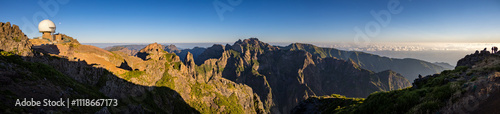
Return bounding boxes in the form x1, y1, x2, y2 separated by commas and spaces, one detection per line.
38, 19, 56, 33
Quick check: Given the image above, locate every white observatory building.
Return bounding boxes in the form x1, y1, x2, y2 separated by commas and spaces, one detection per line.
38, 19, 63, 42
39, 20, 55, 39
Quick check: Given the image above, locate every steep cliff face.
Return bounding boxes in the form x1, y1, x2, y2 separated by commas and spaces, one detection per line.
292, 51, 500, 113
195, 38, 411, 113
195, 44, 226, 65
176, 47, 206, 61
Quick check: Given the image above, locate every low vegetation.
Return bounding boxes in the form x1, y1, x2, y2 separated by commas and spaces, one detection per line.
155, 62, 177, 89
121, 70, 145, 80
310, 66, 470, 113
213, 93, 244, 114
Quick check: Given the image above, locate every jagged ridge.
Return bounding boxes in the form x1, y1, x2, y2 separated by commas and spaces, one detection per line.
282, 43, 448, 81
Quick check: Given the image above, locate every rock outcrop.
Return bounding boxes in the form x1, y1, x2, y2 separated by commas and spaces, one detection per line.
195, 44, 225, 65
136, 42, 165, 60
0, 22, 32, 56
456, 50, 492, 68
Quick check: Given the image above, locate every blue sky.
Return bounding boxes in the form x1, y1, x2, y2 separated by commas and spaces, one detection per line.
1, 0, 499, 43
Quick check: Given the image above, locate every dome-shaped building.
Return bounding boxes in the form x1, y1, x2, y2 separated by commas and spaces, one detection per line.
38, 19, 60, 41
38, 19, 56, 33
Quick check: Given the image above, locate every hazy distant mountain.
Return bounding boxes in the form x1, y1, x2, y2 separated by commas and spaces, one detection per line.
433, 62, 455, 70
164, 44, 181, 53
282, 43, 447, 80
104, 44, 147, 51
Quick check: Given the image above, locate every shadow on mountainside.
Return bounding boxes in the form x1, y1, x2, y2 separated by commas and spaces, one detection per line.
32, 45, 60, 55
0, 50, 199, 113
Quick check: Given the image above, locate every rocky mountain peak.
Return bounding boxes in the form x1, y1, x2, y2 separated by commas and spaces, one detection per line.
164, 44, 180, 53
231, 38, 277, 54
139, 42, 164, 53
242, 38, 262, 44
456, 50, 495, 68
233, 38, 268, 47
136, 43, 165, 60
288, 43, 314, 49
194, 44, 225, 65
183, 52, 196, 74
0, 22, 32, 56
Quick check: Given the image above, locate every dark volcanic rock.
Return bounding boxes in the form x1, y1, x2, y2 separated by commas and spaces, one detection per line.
456, 50, 492, 68
176, 47, 206, 61
195, 44, 225, 65
118, 60, 133, 71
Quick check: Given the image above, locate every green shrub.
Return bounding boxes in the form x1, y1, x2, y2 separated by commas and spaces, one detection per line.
454, 66, 468, 72
172, 62, 182, 70
229, 50, 240, 57
195, 64, 212, 74
213, 93, 244, 114
122, 70, 144, 80
156, 72, 176, 89
190, 82, 213, 98
164, 53, 176, 62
